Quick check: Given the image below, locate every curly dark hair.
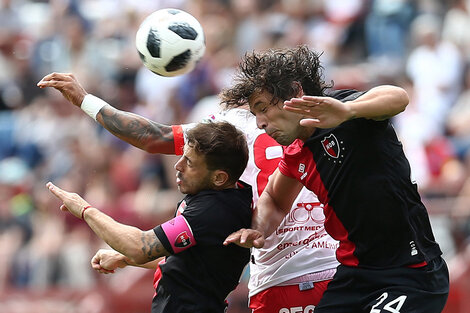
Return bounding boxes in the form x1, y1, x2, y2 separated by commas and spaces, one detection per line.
220, 45, 331, 108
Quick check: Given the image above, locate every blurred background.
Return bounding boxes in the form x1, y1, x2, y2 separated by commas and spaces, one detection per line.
1, 0, 470, 312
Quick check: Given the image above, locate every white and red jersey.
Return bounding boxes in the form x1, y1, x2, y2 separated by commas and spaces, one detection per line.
173, 108, 339, 298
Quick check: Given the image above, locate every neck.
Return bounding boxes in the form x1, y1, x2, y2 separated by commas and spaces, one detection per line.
213, 182, 238, 190
298, 125, 316, 142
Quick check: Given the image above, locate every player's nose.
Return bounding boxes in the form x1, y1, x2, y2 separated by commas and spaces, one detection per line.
174, 156, 184, 171
256, 115, 267, 130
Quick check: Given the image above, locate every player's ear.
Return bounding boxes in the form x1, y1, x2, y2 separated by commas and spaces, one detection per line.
292, 81, 304, 97
212, 170, 229, 188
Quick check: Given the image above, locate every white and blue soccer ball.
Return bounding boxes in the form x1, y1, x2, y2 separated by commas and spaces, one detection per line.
135, 8, 206, 77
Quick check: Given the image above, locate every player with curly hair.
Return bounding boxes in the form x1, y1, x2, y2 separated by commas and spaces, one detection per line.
222, 45, 449, 313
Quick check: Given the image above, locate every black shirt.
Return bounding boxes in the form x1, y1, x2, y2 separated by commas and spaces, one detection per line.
152, 181, 252, 313
278, 90, 442, 269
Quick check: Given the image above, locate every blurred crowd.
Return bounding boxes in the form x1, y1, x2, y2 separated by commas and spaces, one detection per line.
1, 0, 470, 312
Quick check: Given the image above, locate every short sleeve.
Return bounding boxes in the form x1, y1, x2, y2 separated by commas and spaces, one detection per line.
278, 158, 296, 179
171, 125, 185, 155
154, 215, 197, 254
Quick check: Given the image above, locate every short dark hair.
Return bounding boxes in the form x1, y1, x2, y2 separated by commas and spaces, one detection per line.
220, 45, 331, 107
186, 121, 248, 185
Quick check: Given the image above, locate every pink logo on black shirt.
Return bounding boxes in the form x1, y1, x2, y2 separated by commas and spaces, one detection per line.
321, 134, 340, 159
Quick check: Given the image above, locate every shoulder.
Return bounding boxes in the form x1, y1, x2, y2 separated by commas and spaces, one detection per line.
283, 139, 305, 157
185, 186, 252, 215
279, 139, 307, 176
183, 187, 252, 231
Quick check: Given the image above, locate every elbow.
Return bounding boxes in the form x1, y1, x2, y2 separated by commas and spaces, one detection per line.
391, 86, 410, 114
396, 87, 409, 113
382, 85, 409, 115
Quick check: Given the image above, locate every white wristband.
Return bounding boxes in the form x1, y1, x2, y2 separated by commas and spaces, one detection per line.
81, 94, 108, 121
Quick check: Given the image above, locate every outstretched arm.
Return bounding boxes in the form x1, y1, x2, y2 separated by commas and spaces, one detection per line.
46, 182, 170, 264
37, 72, 176, 154
224, 169, 302, 248
283, 85, 409, 128
91, 249, 161, 274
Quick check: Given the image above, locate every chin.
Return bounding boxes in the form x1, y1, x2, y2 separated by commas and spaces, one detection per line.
275, 136, 293, 146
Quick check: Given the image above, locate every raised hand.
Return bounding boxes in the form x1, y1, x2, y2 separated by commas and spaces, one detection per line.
37, 72, 88, 107
283, 95, 351, 129
46, 182, 91, 219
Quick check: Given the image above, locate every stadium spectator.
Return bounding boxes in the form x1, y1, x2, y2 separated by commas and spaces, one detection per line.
406, 14, 464, 138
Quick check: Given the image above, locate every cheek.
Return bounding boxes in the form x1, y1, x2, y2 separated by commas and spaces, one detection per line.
185, 169, 202, 182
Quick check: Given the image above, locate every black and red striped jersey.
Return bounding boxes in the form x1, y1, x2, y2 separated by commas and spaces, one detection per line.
278, 90, 442, 269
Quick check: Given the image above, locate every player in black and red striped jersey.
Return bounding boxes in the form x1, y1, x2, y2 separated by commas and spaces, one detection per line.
46, 121, 252, 313
222, 45, 449, 313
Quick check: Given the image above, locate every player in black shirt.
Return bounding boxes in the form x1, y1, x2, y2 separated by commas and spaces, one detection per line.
222, 45, 449, 312
46, 121, 252, 313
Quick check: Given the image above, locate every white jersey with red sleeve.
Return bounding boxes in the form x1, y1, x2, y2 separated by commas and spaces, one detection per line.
173, 108, 339, 298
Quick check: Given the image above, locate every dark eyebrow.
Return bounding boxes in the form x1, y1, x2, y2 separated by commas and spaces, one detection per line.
181, 150, 192, 165
250, 101, 265, 115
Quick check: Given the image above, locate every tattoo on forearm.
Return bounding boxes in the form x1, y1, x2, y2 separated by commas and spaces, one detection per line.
141, 232, 167, 261
101, 108, 173, 144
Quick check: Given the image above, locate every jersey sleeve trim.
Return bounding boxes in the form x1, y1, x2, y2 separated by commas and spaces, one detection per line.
171, 125, 185, 155
278, 159, 296, 179
156, 215, 197, 254
153, 226, 172, 253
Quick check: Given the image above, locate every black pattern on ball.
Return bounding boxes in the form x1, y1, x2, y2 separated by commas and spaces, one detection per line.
168, 22, 198, 40
147, 28, 161, 58
165, 49, 192, 72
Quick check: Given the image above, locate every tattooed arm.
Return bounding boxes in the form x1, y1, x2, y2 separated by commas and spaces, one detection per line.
97, 107, 175, 154
47, 182, 170, 264
84, 207, 170, 264
78, 206, 169, 264
37, 72, 176, 154
91, 249, 161, 274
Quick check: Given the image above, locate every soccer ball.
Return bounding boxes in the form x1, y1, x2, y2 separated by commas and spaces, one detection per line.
135, 8, 206, 77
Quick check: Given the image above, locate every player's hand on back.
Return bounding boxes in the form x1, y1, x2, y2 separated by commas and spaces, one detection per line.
223, 228, 265, 249
37, 72, 88, 108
